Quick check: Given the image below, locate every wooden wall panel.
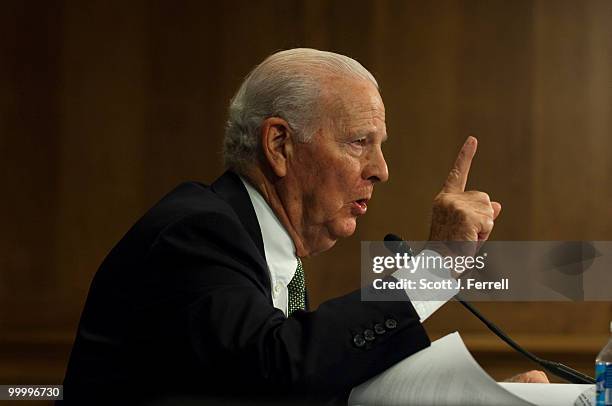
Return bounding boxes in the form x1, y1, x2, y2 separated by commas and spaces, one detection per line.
0, 1, 62, 333
54, 0, 150, 325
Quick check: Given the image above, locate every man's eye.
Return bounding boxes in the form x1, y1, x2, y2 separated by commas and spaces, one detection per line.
352, 138, 367, 146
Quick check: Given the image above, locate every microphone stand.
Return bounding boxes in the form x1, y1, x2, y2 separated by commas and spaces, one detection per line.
383, 234, 595, 385
456, 297, 595, 384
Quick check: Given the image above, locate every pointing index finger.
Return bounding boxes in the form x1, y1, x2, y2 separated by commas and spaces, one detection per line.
443, 136, 477, 193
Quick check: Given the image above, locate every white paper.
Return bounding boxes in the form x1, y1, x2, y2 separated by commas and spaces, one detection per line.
349, 332, 593, 406
349, 332, 533, 406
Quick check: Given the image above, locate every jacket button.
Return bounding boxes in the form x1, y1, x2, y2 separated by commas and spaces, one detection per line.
385, 319, 397, 330
374, 323, 386, 335
364, 329, 375, 341
353, 334, 366, 348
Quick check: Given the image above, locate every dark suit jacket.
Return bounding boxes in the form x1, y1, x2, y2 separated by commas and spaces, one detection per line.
62, 171, 430, 404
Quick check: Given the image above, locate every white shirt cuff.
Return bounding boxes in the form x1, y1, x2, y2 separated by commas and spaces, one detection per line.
391, 249, 458, 322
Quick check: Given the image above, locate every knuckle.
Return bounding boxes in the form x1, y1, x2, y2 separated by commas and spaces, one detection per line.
447, 168, 461, 182
482, 218, 494, 229
434, 193, 453, 209
477, 191, 491, 202
467, 190, 490, 203
433, 192, 445, 203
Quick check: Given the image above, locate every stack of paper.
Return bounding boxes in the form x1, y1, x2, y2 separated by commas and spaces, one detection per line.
349, 332, 594, 406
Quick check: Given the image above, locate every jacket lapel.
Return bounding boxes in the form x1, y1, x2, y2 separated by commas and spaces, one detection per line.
211, 170, 266, 262
212, 170, 311, 312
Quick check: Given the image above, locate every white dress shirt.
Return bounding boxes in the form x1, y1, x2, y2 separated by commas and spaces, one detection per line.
392, 251, 457, 322
240, 177, 450, 321
241, 177, 298, 316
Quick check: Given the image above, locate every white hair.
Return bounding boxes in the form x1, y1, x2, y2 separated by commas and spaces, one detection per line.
223, 48, 379, 173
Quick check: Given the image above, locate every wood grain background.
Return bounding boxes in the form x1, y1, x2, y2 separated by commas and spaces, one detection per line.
1, 0, 611, 396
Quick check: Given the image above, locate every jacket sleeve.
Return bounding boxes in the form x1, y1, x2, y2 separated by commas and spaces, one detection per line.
142, 211, 431, 398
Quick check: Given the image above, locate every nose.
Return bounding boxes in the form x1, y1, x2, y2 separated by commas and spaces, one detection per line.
363, 145, 389, 183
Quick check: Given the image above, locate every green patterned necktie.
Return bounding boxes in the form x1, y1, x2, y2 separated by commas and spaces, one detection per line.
287, 257, 306, 315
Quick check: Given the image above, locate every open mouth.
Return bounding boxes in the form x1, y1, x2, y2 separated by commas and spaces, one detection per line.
351, 199, 369, 215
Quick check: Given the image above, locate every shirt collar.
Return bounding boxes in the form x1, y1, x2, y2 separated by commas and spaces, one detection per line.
240, 176, 298, 286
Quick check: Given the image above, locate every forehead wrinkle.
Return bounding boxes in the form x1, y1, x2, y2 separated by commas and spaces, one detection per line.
316, 74, 385, 141
348, 104, 387, 138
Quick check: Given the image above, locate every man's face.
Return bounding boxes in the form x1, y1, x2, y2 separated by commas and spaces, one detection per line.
283, 77, 389, 255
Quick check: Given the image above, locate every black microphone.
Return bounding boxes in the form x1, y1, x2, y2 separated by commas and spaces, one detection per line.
383, 233, 595, 385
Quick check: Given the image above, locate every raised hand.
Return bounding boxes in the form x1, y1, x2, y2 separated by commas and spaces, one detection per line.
429, 136, 502, 242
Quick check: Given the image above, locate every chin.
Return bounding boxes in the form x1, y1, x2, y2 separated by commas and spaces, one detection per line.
309, 219, 357, 255
333, 218, 358, 239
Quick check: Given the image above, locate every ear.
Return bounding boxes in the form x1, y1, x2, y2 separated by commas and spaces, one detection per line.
260, 117, 293, 178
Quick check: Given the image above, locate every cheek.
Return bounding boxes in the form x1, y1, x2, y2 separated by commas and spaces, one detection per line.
318, 172, 347, 200
298, 147, 363, 218
321, 164, 362, 211
333, 160, 362, 195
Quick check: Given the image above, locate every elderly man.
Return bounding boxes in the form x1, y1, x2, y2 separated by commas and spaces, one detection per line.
62, 48, 544, 404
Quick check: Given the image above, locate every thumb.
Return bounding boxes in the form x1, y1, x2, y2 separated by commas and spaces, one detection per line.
492, 201, 502, 220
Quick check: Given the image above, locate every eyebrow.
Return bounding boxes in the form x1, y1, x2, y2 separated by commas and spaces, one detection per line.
352, 129, 388, 143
